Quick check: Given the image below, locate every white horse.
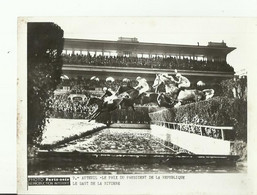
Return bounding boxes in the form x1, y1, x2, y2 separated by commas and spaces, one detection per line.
152, 73, 214, 107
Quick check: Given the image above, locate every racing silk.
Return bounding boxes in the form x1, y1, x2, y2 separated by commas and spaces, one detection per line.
135, 78, 150, 95
101, 88, 117, 104
177, 75, 190, 88
101, 89, 113, 100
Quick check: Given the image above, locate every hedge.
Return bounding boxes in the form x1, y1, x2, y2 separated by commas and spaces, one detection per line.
220, 77, 247, 99
149, 97, 247, 141
95, 106, 151, 124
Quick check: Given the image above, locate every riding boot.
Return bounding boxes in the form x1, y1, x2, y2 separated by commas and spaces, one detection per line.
176, 88, 182, 98
176, 87, 185, 100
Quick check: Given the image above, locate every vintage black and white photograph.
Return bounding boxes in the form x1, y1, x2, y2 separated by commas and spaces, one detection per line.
17, 17, 255, 194
24, 17, 248, 176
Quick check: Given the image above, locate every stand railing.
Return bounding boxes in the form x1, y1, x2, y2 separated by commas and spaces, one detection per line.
151, 120, 234, 140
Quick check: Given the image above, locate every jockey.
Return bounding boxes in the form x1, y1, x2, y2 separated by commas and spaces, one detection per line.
174, 73, 190, 90
135, 76, 150, 95
162, 73, 175, 84
123, 78, 133, 89
117, 78, 134, 94
101, 87, 113, 99
101, 87, 116, 105
174, 73, 191, 97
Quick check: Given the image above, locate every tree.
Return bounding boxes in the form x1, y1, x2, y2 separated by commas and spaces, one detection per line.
27, 22, 64, 146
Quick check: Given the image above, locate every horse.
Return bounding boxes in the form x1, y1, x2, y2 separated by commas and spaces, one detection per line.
116, 85, 152, 106
152, 73, 214, 107
86, 80, 158, 121
86, 96, 121, 122
156, 93, 177, 108
86, 90, 139, 122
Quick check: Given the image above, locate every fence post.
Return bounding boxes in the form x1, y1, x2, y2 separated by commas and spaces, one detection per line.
221, 129, 225, 140
200, 127, 203, 136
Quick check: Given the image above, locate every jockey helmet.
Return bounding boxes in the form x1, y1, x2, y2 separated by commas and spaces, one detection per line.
197, 81, 205, 86
103, 87, 107, 92
136, 76, 142, 81
90, 76, 96, 80
123, 78, 130, 83
176, 73, 182, 77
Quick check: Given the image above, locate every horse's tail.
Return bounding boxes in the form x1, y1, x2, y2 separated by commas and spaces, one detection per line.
202, 89, 215, 100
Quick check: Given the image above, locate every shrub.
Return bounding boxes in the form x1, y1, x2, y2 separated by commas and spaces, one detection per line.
95, 107, 151, 124
220, 77, 247, 99
149, 97, 247, 141
27, 23, 64, 146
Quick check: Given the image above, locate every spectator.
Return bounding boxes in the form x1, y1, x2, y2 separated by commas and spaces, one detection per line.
62, 53, 234, 72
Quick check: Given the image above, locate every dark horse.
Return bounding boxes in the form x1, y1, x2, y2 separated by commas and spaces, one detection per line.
152, 73, 215, 108
118, 86, 158, 106
87, 84, 158, 121
86, 91, 137, 122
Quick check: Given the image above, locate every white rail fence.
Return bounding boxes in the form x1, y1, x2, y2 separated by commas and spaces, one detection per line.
150, 120, 234, 140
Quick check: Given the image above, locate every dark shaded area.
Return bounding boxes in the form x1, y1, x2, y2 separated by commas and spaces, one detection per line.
27, 22, 64, 146
28, 152, 239, 175
95, 107, 151, 124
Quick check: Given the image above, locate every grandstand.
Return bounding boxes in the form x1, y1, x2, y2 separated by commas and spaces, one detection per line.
60, 37, 236, 92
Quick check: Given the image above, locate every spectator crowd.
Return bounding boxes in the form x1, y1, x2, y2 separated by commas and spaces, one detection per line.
62, 53, 234, 72
60, 78, 149, 94
49, 77, 151, 120
48, 94, 91, 119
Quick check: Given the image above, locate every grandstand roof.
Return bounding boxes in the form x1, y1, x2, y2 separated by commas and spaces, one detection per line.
64, 38, 236, 56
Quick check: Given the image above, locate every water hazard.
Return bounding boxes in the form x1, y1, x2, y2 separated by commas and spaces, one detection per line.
29, 128, 245, 175
54, 128, 175, 154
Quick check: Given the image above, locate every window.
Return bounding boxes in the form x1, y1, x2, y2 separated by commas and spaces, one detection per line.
81, 51, 87, 55
67, 50, 72, 55
74, 50, 80, 55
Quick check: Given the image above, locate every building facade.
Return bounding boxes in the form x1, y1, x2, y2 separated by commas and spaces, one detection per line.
61, 37, 236, 87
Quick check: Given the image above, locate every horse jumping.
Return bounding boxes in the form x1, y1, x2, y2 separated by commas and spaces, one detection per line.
152, 73, 214, 108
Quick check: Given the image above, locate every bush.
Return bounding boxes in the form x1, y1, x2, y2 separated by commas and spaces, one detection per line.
220, 77, 247, 99
231, 140, 247, 161
96, 107, 151, 124
149, 97, 247, 141
28, 23, 64, 146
